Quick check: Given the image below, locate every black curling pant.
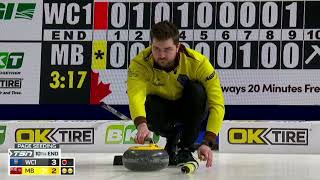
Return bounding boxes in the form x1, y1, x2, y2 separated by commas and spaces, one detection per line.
145, 81, 208, 149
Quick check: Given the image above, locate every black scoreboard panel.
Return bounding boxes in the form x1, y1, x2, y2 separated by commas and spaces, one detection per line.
106, 1, 320, 70
304, 1, 320, 69
40, 0, 93, 104
2, 0, 320, 105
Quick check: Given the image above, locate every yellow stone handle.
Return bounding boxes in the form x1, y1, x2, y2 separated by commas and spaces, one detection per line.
128, 143, 163, 151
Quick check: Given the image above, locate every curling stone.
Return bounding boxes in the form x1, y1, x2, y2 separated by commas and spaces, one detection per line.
122, 140, 169, 171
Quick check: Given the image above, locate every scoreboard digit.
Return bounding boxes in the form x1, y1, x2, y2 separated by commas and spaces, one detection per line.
107, 2, 129, 69
173, 2, 194, 48
258, 1, 281, 69
128, 2, 150, 62
215, 1, 238, 69
151, 2, 172, 26
237, 1, 259, 69
281, 1, 304, 69
194, 2, 216, 65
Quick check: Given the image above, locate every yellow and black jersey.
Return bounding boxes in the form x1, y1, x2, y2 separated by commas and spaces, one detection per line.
127, 45, 225, 136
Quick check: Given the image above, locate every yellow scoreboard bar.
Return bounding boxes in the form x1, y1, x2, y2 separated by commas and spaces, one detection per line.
21, 166, 60, 175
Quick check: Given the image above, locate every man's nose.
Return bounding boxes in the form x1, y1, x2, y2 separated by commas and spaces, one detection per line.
158, 51, 166, 59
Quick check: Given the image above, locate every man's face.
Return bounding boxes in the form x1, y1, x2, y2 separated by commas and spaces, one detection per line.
151, 38, 180, 69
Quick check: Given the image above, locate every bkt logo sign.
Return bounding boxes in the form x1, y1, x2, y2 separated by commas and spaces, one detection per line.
0, 52, 24, 69
0, 3, 36, 20
0, 126, 6, 145
228, 128, 308, 145
105, 124, 160, 144
15, 128, 94, 144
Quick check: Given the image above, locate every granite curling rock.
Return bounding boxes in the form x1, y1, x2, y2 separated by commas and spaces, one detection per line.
122, 141, 169, 171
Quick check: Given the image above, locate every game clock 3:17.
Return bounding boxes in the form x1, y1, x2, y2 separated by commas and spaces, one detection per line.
49, 71, 87, 89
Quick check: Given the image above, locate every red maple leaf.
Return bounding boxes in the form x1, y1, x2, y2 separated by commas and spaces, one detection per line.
90, 71, 112, 104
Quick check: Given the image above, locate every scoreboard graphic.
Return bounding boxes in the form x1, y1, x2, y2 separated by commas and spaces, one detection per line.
1, 0, 320, 105
8, 143, 75, 176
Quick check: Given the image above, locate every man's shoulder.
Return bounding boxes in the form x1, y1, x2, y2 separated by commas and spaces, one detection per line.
181, 46, 208, 63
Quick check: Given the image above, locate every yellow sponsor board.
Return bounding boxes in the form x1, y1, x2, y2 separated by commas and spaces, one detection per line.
15, 129, 53, 143
15, 128, 94, 144
228, 128, 267, 144
22, 167, 60, 175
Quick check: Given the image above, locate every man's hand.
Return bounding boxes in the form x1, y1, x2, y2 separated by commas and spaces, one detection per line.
197, 144, 213, 168
135, 123, 151, 144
